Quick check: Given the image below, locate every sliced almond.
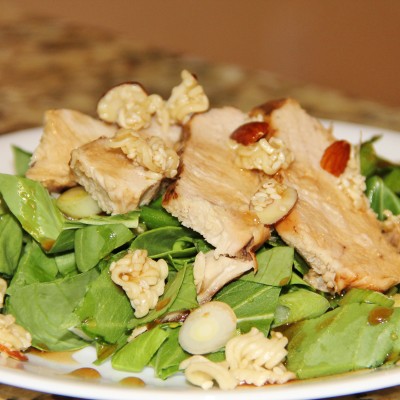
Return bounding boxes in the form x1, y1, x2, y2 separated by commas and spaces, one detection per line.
320, 140, 351, 177
255, 186, 298, 225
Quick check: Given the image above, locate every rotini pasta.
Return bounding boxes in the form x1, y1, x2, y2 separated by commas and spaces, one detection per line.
180, 327, 295, 389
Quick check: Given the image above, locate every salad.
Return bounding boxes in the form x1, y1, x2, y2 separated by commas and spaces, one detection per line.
0, 71, 399, 391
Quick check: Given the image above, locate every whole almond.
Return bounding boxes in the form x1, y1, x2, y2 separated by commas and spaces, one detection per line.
230, 121, 273, 145
320, 140, 351, 177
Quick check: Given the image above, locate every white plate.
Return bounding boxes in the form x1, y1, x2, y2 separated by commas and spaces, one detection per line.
0, 122, 399, 400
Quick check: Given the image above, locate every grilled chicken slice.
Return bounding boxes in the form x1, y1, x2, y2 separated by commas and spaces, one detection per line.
163, 107, 270, 260
26, 109, 117, 191
253, 98, 400, 292
194, 250, 253, 304
70, 138, 161, 214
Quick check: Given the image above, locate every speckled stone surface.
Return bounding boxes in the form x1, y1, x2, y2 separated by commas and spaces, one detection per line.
0, 1, 400, 400
2, 1, 400, 136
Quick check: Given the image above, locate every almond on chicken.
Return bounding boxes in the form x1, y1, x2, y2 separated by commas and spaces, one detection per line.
252, 98, 400, 292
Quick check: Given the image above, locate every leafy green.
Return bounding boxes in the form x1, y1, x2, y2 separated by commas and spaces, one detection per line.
360, 136, 382, 177
112, 325, 169, 372
273, 288, 330, 327
285, 303, 400, 379
214, 280, 280, 334
12, 146, 32, 177
241, 246, 293, 286
74, 224, 134, 272
366, 176, 400, 219
8, 240, 59, 288
130, 226, 200, 258
339, 288, 394, 307
75, 263, 134, 344
140, 200, 181, 229
0, 174, 64, 250
152, 326, 188, 379
383, 167, 400, 194
0, 213, 23, 276
65, 211, 141, 229
6, 269, 98, 351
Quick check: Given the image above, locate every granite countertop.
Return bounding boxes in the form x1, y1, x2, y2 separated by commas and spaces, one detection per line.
1, 1, 400, 400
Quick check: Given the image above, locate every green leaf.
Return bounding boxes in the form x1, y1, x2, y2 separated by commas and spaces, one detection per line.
75, 265, 134, 344
112, 325, 169, 372
360, 136, 381, 177
0, 174, 64, 250
214, 280, 281, 334
12, 146, 32, 177
366, 176, 400, 219
140, 205, 181, 229
47, 229, 76, 254
167, 266, 198, 313
67, 211, 141, 229
339, 288, 394, 307
130, 226, 199, 258
0, 213, 23, 276
241, 246, 293, 286
152, 327, 189, 379
383, 167, 400, 194
75, 224, 134, 272
273, 288, 330, 327
285, 303, 400, 379
54, 252, 78, 277
6, 269, 99, 351
8, 240, 59, 289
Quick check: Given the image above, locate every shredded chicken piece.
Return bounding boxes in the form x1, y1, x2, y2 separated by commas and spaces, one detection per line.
110, 249, 168, 318
193, 251, 253, 304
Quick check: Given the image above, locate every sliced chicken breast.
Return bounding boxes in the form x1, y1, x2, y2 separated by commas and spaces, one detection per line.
26, 109, 117, 191
70, 138, 161, 215
253, 98, 400, 292
163, 107, 270, 260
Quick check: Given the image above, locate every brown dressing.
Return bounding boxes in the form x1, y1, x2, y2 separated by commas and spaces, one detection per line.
368, 306, 394, 325
156, 297, 171, 311
67, 367, 101, 379
119, 376, 146, 387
